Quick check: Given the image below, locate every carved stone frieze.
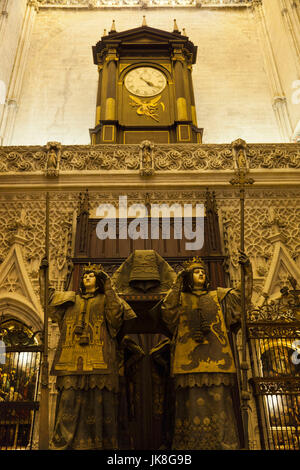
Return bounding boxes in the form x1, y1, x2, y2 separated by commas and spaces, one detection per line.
36, 0, 252, 7
27, 0, 40, 11
215, 196, 300, 308
59, 145, 139, 171
0, 190, 299, 300
1, 143, 300, 173
0, 146, 47, 172
0, 195, 76, 291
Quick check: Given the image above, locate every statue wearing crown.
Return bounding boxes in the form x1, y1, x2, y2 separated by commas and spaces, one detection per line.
160, 252, 252, 450
47, 263, 136, 450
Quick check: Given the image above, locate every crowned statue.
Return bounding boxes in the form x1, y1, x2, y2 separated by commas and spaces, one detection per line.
47, 263, 136, 450
160, 252, 253, 450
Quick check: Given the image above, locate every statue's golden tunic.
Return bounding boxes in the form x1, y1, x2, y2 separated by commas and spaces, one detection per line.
172, 289, 236, 375
49, 282, 135, 450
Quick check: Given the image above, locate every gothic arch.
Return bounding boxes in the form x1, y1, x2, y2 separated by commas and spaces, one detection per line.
292, 119, 300, 143
0, 295, 43, 332
258, 241, 300, 306
0, 242, 43, 332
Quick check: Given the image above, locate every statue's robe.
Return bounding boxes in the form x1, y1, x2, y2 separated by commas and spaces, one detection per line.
49, 286, 135, 450
161, 285, 244, 450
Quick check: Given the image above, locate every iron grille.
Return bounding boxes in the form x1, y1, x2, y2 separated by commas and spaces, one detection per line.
0, 320, 42, 450
247, 282, 300, 450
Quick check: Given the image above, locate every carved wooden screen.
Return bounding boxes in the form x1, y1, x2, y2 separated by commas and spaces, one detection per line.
72, 189, 226, 289
248, 289, 300, 450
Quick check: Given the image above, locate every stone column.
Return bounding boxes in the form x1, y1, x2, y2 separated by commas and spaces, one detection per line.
252, 0, 293, 142
290, 0, 300, 28
291, 119, 300, 141
0, 0, 9, 44
105, 50, 118, 121
95, 64, 103, 126
0, 0, 39, 145
187, 65, 197, 126
173, 48, 188, 122
48, 322, 60, 439
0, 0, 13, 144
279, 0, 300, 77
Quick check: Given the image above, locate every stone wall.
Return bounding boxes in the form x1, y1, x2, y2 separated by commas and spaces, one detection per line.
9, 4, 282, 145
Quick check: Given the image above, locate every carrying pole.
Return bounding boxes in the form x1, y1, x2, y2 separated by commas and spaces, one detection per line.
230, 140, 254, 449
239, 183, 249, 449
39, 192, 50, 449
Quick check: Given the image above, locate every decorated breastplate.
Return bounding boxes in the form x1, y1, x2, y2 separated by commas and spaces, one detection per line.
172, 291, 236, 374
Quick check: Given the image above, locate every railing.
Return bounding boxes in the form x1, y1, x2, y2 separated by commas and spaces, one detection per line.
247, 281, 300, 450
0, 320, 42, 450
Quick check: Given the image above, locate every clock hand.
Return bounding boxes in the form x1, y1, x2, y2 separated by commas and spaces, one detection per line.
140, 77, 159, 88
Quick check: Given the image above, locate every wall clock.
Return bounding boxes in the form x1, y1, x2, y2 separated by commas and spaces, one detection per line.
90, 24, 203, 143
124, 67, 167, 97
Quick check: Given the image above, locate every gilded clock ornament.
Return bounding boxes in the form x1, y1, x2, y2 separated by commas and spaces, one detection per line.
125, 67, 167, 97
129, 94, 165, 122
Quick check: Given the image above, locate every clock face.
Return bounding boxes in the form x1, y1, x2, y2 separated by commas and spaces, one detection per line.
124, 67, 167, 97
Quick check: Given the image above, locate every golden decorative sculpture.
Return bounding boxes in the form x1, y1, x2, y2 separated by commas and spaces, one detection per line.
129, 95, 165, 122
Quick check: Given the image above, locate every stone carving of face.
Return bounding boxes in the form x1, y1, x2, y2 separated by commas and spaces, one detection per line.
82, 272, 97, 292
192, 267, 206, 289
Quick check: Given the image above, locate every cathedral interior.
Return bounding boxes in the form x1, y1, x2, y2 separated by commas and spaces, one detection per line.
0, 0, 300, 451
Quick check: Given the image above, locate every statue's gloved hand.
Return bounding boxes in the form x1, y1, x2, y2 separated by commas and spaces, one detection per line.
176, 270, 185, 280
98, 270, 111, 290
98, 270, 109, 281
174, 269, 186, 289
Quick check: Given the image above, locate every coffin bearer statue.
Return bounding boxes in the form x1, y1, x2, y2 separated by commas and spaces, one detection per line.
42, 263, 136, 450
160, 252, 253, 450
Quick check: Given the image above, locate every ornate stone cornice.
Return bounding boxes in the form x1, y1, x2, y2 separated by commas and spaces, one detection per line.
0, 142, 299, 190
36, 0, 252, 8
27, 0, 40, 11
251, 0, 262, 7
0, 142, 299, 171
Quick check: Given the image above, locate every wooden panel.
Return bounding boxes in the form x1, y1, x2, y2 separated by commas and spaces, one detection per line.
87, 217, 208, 260
73, 190, 226, 290
123, 130, 170, 144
